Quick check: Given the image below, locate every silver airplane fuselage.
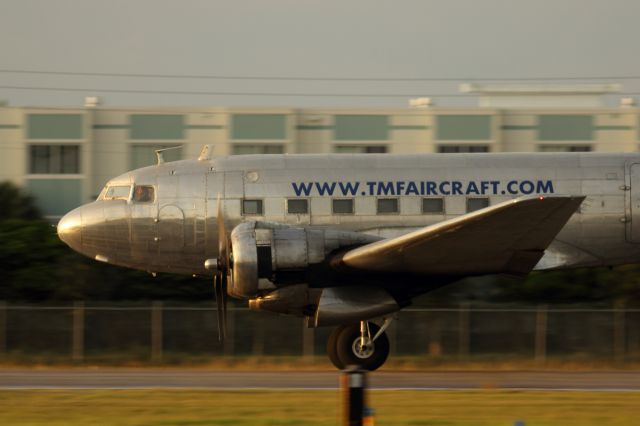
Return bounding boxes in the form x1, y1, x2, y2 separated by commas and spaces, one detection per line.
58, 152, 640, 280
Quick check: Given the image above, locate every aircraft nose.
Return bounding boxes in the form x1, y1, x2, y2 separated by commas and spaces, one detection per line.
57, 208, 82, 250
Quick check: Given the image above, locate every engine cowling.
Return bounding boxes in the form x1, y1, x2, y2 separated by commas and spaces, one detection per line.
227, 221, 379, 299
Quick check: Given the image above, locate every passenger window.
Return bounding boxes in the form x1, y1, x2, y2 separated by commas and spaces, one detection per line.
466, 197, 489, 212
242, 199, 263, 215
103, 185, 131, 200
377, 198, 398, 214
332, 199, 354, 214
422, 197, 444, 214
287, 199, 308, 214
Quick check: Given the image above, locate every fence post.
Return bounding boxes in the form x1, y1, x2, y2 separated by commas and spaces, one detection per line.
0, 301, 6, 355
224, 307, 235, 357
535, 305, 547, 364
151, 301, 163, 362
388, 318, 397, 357
252, 315, 264, 356
458, 302, 470, 361
72, 301, 84, 363
303, 321, 315, 362
342, 367, 368, 426
614, 300, 626, 363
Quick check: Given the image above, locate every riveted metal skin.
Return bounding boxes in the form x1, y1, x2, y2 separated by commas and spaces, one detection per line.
58, 153, 640, 322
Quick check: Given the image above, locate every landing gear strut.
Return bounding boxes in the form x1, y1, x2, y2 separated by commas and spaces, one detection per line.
327, 319, 392, 371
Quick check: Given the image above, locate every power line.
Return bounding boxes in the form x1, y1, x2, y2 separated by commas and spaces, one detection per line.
4, 84, 640, 99
0, 85, 475, 98
3, 69, 640, 82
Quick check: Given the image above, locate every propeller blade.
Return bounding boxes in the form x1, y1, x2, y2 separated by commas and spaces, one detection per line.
216, 195, 230, 270
214, 194, 230, 342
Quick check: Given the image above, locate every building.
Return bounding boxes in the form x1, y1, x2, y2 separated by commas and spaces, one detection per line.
0, 85, 638, 219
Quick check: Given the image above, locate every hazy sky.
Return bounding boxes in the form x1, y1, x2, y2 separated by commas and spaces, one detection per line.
2, 0, 640, 108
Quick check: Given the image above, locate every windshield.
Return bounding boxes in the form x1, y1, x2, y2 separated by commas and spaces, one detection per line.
102, 185, 131, 201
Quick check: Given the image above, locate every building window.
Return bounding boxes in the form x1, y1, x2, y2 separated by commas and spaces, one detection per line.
334, 115, 389, 140
130, 115, 184, 140
231, 114, 287, 140
377, 198, 398, 214
436, 115, 492, 140
538, 115, 593, 141
438, 145, 489, 153
287, 199, 309, 214
334, 145, 388, 153
29, 145, 80, 174
26, 179, 83, 218
27, 114, 83, 140
467, 197, 490, 212
422, 197, 444, 214
332, 198, 354, 214
538, 145, 592, 152
232, 144, 285, 155
242, 199, 263, 215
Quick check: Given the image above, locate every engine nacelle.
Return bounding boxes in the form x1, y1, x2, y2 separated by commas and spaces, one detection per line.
313, 286, 399, 327
248, 284, 320, 317
227, 221, 379, 299
249, 284, 400, 327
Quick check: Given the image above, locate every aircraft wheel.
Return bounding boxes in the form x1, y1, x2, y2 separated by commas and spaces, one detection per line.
327, 325, 347, 370
335, 322, 390, 371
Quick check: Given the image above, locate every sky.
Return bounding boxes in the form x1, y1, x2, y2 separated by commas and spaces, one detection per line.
1, 0, 640, 108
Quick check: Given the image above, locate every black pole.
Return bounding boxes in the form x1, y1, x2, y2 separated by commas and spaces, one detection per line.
342, 367, 367, 426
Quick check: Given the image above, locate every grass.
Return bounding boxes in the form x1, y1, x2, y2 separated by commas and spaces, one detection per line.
0, 389, 638, 425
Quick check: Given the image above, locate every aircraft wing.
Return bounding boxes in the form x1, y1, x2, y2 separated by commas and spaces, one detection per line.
337, 195, 584, 277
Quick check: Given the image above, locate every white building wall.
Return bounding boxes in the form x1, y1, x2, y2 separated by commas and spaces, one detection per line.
1, 104, 640, 217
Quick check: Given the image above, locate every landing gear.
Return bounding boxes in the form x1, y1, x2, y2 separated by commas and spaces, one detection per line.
326, 319, 391, 371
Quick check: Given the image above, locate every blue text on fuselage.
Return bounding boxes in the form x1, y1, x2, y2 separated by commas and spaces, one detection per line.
291, 180, 555, 197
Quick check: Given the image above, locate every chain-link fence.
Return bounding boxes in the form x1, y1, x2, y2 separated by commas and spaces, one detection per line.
0, 302, 638, 364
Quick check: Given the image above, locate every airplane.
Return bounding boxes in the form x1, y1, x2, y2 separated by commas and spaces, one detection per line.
57, 147, 640, 370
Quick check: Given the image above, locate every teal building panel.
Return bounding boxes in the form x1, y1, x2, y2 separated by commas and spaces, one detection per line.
26, 179, 83, 217
231, 114, 287, 140
130, 115, 184, 140
538, 115, 593, 141
334, 115, 389, 140
131, 144, 182, 169
436, 115, 492, 140
27, 114, 83, 139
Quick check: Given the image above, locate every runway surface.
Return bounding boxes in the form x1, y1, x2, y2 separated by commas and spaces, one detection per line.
0, 369, 639, 391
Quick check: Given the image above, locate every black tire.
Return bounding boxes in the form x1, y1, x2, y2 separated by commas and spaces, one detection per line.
327, 325, 347, 369
335, 322, 390, 371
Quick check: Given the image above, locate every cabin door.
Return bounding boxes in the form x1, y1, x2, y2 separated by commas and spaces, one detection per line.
156, 174, 184, 253
626, 163, 640, 242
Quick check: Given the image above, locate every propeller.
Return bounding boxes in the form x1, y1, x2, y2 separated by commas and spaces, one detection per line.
213, 195, 231, 341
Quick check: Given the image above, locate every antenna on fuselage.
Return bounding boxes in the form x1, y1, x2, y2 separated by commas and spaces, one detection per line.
198, 144, 212, 161
154, 146, 182, 165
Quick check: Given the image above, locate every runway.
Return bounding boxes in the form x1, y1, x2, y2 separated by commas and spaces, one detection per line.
0, 369, 638, 391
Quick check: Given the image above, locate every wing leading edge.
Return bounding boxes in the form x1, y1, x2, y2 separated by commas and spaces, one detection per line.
337, 195, 585, 278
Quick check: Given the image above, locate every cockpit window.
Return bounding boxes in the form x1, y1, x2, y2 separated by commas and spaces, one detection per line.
103, 185, 131, 200
133, 185, 155, 203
